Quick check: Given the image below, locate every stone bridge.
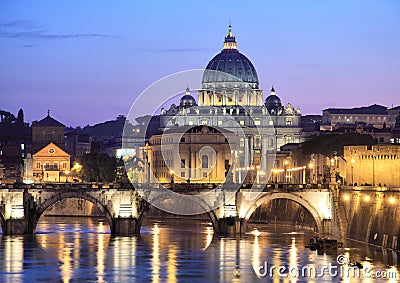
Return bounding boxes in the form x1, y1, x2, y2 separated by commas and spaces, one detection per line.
0, 182, 342, 239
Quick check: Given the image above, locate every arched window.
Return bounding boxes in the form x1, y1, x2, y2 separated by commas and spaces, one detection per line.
202, 155, 209, 168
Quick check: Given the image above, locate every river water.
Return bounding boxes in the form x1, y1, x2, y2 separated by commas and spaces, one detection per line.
0, 217, 398, 282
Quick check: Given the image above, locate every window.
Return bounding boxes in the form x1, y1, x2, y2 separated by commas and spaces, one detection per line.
239, 120, 244, 125
202, 155, 209, 168
188, 120, 193, 125
36, 162, 41, 169
254, 119, 260, 126
218, 120, 222, 126
180, 137, 185, 143
203, 172, 208, 178
181, 171, 185, 178
286, 118, 292, 125
181, 159, 186, 168
269, 120, 274, 126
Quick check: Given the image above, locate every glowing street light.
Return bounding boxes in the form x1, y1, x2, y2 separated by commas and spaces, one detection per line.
351, 157, 355, 186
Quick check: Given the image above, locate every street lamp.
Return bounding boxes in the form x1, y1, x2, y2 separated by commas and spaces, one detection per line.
372, 155, 376, 187
256, 165, 260, 184
170, 169, 174, 184
351, 157, 355, 186
308, 162, 314, 184
284, 160, 289, 183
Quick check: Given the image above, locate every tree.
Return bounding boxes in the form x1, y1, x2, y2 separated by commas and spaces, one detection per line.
302, 133, 376, 157
75, 153, 117, 182
17, 109, 24, 127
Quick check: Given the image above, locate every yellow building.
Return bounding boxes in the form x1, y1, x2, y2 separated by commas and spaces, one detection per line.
32, 142, 71, 182
344, 145, 400, 187
143, 125, 234, 184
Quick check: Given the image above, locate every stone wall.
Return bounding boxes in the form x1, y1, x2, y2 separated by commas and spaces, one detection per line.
338, 188, 400, 251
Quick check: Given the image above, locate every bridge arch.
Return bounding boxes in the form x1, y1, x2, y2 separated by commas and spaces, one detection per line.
137, 195, 219, 234
33, 191, 114, 234
241, 192, 324, 235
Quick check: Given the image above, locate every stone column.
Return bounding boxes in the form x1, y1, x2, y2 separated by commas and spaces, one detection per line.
261, 136, 267, 171
244, 137, 249, 169
112, 217, 140, 236
249, 136, 254, 165
2, 219, 32, 235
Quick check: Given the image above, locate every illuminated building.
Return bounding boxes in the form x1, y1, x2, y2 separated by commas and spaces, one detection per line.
31, 142, 71, 182
158, 25, 303, 180
344, 144, 400, 187
146, 125, 234, 183
321, 104, 394, 131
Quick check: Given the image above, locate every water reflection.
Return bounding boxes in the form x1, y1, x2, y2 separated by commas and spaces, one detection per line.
0, 218, 398, 282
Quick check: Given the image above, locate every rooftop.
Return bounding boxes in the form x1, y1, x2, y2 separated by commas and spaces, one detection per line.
323, 104, 388, 115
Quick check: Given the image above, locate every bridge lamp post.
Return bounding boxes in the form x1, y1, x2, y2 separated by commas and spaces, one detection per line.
330, 158, 336, 183
284, 160, 289, 184
255, 165, 260, 184
169, 170, 174, 184
308, 162, 314, 184
302, 166, 306, 185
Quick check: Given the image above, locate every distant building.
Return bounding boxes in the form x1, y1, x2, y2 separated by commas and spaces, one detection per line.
143, 125, 234, 184
344, 144, 400, 187
388, 105, 400, 125
31, 111, 65, 151
31, 142, 71, 182
333, 123, 392, 144
321, 104, 391, 130
65, 131, 91, 161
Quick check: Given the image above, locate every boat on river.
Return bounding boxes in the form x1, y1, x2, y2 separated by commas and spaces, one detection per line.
305, 237, 343, 251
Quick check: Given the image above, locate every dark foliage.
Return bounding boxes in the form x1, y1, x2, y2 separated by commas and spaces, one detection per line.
302, 133, 376, 156
75, 153, 117, 182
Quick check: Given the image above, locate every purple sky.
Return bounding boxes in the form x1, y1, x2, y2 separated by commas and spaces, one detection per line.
1, 1, 399, 127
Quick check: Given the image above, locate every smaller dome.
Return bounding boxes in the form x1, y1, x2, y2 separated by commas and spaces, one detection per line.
265, 86, 282, 114
180, 87, 197, 108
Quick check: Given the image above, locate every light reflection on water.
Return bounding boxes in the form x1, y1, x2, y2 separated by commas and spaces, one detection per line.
0, 217, 398, 282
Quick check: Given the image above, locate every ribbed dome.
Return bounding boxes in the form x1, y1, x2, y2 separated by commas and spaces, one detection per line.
180, 87, 197, 108
265, 87, 282, 114
202, 25, 259, 89
180, 95, 197, 108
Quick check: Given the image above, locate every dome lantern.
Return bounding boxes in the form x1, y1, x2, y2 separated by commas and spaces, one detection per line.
223, 24, 237, 50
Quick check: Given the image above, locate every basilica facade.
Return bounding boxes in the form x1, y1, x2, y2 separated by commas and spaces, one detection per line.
146, 25, 303, 183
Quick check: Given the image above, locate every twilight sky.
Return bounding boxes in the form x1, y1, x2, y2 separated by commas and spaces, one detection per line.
1, 1, 399, 127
